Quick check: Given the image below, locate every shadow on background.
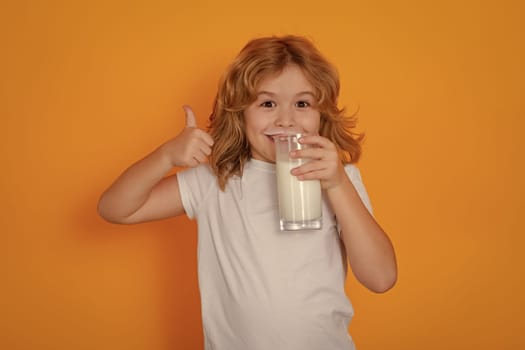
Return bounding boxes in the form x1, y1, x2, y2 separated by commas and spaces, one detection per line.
74, 181, 203, 349
155, 217, 202, 349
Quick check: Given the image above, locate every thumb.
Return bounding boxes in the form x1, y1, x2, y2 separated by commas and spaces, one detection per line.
183, 105, 197, 128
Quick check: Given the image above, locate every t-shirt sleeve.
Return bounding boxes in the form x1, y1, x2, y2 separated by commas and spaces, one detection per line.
345, 164, 374, 216
176, 165, 215, 219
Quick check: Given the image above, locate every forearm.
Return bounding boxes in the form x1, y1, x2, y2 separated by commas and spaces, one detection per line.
325, 176, 397, 293
98, 144, 173, 223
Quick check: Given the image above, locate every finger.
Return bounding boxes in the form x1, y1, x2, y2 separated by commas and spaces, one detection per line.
199, 131, 214, 147
193, 150, 208, 164
199, 143, 212, 156
292, 161, 326, 176
183, 105, 197, 128
189, 158, 200, 168
291, 147, 326, 160
299, 135, 332, 148
192, 128, 214, 147
296, 169, 326, 181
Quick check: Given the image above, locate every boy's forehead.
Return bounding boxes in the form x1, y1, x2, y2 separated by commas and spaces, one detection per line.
256, 66, 313, 87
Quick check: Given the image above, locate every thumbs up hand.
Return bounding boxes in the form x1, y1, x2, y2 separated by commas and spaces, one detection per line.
183, 105, 197, 128
162, 105, 214, 168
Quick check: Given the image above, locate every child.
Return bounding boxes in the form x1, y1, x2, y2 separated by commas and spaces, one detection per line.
98, 35, 397, 350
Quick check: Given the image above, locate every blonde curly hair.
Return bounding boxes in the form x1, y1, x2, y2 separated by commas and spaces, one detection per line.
208, 35, 363, 190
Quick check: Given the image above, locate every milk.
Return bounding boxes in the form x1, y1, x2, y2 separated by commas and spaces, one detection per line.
273, 132, 322, 231
276, 160, 322, 224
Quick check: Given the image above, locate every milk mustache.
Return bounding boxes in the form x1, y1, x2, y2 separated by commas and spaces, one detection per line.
273, 132, 322, 231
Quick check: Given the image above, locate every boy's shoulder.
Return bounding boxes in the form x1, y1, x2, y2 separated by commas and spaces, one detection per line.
343, 163, 361, 178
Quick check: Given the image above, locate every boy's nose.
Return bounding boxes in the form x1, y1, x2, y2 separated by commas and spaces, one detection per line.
275, 109, 295, 127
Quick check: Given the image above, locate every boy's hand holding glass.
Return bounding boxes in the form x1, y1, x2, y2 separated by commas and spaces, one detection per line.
290, 135, 347, 191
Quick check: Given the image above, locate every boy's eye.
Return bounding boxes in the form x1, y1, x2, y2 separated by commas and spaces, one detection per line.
260, 101, 276, 108
296, 101, 311, 108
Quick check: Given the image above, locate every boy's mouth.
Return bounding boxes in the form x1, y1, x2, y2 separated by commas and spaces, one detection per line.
264, 130, 285, 136
264, 129, 304, 143
263, 130, 284, 143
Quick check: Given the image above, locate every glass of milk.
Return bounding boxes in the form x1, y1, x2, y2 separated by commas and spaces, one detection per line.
274, 132, 322, 231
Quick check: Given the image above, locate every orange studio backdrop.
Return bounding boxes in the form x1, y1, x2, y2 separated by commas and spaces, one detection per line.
2, 0, 524, 349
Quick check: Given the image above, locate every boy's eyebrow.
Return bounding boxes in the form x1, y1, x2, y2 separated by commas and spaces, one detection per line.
256, 91, 316, 97
255, 91, 276, 97
295, 91, 316, 97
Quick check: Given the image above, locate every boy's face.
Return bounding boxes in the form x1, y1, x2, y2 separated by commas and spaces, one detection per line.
244, 64, 321, 163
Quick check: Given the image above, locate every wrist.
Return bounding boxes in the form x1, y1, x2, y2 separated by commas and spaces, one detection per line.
322, 165, 349, 193
156, 142, 178, 169
324, 175, 350, 196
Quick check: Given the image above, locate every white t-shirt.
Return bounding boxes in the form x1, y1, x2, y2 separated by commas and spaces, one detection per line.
177, 159, 373, 350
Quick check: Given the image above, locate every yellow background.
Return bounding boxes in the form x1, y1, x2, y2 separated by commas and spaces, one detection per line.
2, 0, 524, 349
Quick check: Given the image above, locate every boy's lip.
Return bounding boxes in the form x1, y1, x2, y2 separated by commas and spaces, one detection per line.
265, 133, 278, 143
263, 130, 283, 143
263, 130, 286, 137
264, 129, 306, 144
263, 129, 304, 137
